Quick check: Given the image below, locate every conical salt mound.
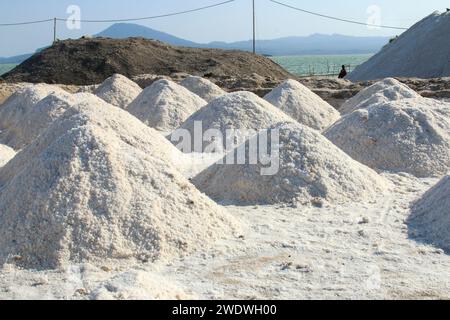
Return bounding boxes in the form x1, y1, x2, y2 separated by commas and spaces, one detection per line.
180, 75, 226, 102
408, 176, 450, 251
325, 98, 450, 177
0, 91, 77, 150
176, 91, 296, 153
0, 144, 15, 168
264, 79, 340, 131
0, 84, 66, 132
0, 100, 237, 270
348, 11, 450, 81
340, 78, 420, 115
127, 79, 207, 132
94, 74, 142, 109
193, 122, 388, 205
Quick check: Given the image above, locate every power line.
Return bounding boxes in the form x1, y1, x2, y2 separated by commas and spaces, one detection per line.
56, 0, 237, 23
0, 19, 54, 27
0, 0, 237, 27
269, 0, 409, 30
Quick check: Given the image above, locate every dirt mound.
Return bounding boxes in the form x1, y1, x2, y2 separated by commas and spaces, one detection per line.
0, 99, 238, 270
0, 84, 66, 133
127, 79, 207, 132
193, 122, 388, 205
0, 144, 15, 168
94, 74, 142, 109
348, 11, 450, 81
340, 78, 420, 114
264, 79, 340, 130
180, 75, 226, 102
176, 91, 296, 152
409, 176, 450, 251
2, 38, 293, 85
325, 98, 450, 177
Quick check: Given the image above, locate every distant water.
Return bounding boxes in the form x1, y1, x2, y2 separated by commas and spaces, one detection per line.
0, 64, 17, 76
271, 54, 372, 77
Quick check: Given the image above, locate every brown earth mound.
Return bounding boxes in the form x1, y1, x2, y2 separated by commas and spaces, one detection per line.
1, 38, 293, 86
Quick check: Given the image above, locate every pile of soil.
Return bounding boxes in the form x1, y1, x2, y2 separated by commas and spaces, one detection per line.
1, 38, 293, 86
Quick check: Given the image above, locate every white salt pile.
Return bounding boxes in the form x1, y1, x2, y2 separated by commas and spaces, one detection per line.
193, 122, 388, 205
264, 79, 340, 130
0, 92, 112, 150
340, 78, 420, 115
0, 144, 15, 168
94, 74, 142, 109
127, 79, 207, 132
0, 84, 66, 133
91, 271, 194, 300
409, 175, 450, 251
348, 11, 450, 81
0, 99, 238, 269
180, 75, 226, 102
325, 98, 450, 177
176, 91, 296, 152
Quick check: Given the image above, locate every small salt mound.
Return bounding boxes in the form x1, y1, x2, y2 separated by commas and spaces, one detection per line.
325, 98, 450, 177
409, 175, 450, 251
340, 78, 420, 115
0, 100, 237, 270
180, 75, 226, 102
0, 84, 66, 132
264, 79, 340, 131
0, 144, 15, 168
94, 74, 142, 109
176, 91, 296, 153
127, 79, 207, 131
91, 271, 195, 300
193, 122, 388, 205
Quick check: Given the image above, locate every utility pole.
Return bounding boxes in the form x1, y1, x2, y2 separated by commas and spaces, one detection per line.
53, 18, 57, 43
252, 0, 256, 54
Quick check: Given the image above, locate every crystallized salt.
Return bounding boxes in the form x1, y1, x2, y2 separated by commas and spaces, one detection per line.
264, 79, 340, 130
127, 79, 207, 132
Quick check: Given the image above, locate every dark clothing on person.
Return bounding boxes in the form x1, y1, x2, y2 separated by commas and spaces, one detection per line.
338, 66, 347, 79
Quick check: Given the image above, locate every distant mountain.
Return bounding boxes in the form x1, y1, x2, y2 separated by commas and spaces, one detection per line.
95, 23, 392, 55
1, 23, 394, 64
0, 53, 33, 64
207, 34, 392, 55
96, 23, 201, 47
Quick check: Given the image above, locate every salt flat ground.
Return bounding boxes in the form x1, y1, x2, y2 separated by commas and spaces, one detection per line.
0, 168, 449, 300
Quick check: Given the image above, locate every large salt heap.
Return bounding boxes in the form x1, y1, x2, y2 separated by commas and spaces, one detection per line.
127, 79, 207, 132
193, 122, 388, 205
0, 84, 66, 133
94, 74, 142, 109
264, 79, 340, 130
409, 176, 450, 251
348, 11, 450, 81
325, 98, 450, 177
176, 91, 296, 152
340, 78, 420, 115
0, 144, 15, 168
0, 99, 238, 269
180, 75, 226, 102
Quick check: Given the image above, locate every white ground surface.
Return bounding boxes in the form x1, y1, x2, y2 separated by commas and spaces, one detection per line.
1, 154, 449, 300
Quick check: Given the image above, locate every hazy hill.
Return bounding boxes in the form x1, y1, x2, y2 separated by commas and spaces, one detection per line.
96, 23, 201, 47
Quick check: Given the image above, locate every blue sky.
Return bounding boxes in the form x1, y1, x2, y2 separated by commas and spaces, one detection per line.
0, 0, 449, 56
